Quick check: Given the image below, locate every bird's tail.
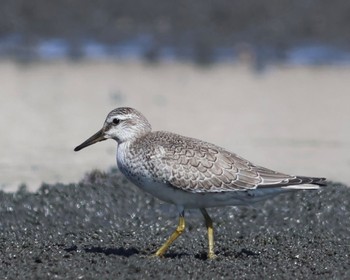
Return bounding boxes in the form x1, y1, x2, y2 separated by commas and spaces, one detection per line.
281, 176, 327, 190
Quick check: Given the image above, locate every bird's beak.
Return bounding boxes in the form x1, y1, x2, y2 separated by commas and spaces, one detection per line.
74, 129, 107, 152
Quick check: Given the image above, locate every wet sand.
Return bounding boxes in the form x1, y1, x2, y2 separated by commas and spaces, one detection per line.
0, 170, 349, 279
0, 60, 349, 191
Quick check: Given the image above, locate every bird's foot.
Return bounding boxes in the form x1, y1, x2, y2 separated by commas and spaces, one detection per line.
207, 252, 218, 260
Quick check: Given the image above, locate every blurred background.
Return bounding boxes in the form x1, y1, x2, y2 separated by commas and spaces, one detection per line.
0, 0, 349, 191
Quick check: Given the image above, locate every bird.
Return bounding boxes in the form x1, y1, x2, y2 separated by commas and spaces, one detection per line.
74, 107, 326, 259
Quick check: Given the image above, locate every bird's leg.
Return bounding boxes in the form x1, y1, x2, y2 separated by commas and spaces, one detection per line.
200, 208, 217, 259
155, 211, 185, 257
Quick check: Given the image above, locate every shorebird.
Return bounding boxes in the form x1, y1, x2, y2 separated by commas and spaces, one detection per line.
74, 107, 326, 259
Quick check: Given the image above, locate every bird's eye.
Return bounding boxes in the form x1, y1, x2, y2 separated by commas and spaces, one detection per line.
113, 118, 120, 125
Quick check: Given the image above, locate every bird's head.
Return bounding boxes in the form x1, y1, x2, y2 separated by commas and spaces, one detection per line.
74, 107, 152, 151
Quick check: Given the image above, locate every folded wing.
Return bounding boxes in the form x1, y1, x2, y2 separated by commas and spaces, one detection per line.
140, 131, 325, 193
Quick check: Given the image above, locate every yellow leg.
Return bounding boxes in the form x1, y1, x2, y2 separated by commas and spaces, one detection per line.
200, 208, 217, 259
155, 212, 185, 257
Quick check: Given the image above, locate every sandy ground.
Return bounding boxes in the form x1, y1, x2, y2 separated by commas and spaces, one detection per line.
0, 170, 349, 279
0, 60, 349, 191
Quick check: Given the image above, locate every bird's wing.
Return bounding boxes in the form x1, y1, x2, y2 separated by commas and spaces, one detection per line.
143, 131, 300, 193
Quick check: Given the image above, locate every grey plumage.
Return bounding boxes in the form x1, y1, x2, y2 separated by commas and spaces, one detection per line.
74, 107, 327, 258
126, 130, 326, 193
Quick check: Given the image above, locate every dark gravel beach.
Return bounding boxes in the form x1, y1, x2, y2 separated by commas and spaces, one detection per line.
1, 169, 349, 279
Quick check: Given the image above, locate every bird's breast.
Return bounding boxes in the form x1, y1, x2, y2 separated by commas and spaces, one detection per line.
117, 142, 156, 183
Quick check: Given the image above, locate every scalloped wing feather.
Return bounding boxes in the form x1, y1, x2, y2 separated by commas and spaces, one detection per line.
131, 131, 324, 193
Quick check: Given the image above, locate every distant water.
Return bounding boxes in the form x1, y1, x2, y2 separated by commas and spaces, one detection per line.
1, 34, 350, 66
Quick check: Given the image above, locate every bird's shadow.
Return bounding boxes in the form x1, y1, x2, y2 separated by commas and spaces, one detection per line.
64, 245, 139, 257
163, 250, 258, 260
160, 252, 192, 259
162, 251, 214, 260
84, 246, 139, 257
64, 245, 259, 259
